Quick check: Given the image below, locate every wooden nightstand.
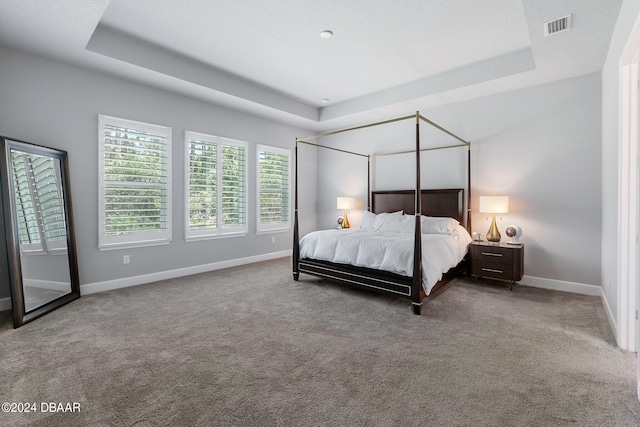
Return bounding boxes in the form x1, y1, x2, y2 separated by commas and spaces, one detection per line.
470, 241, 524, 290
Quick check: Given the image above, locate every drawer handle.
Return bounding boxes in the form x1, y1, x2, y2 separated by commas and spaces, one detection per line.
481, 252, 503, 257
482, 267, 504, 274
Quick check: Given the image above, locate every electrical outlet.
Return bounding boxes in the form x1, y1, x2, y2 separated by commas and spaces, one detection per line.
123, 255, 130, 264
271, 236, 276, 243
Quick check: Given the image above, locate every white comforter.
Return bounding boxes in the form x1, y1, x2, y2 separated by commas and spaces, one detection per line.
299, 225, 472, 294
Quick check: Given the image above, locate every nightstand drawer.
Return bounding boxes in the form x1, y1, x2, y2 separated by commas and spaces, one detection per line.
472, 261, 514, 280
471, 245, 513, 264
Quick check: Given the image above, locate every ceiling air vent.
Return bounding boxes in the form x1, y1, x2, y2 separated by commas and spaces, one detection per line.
544, 14, 572, 36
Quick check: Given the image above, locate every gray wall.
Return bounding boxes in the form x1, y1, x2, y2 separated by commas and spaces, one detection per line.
316, 73, 602, 286
0, 46, 316, 295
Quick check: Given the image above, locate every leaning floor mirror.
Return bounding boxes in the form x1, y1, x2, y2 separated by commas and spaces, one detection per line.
0, 136, 80, 328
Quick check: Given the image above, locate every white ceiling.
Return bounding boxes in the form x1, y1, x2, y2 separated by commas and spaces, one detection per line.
0, 0, 621, 131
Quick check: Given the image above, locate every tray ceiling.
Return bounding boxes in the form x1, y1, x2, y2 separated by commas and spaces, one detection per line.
0, 0, 622, 131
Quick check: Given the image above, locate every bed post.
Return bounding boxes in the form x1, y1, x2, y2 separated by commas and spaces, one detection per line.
467, 143, 472, 233
293, 139, 300, 281
412, 112, 423, 315
367, 155, 371, 211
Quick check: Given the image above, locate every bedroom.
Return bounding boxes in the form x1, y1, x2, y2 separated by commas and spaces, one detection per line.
0, 0, 639, 425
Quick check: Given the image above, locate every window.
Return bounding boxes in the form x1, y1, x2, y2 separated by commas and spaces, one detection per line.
185, 131, 247, 240
98, 115, 172, 250
256, 145, 291, 233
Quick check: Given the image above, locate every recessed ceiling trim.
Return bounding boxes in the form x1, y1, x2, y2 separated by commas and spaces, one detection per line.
86, 23, 319, 122
85, 23, 536, 125
319, 48, 537, 121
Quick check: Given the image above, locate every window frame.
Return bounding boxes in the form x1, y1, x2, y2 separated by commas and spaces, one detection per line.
184, 131, 248, 241
256, 144, 291, 234
98, 114, 172, 251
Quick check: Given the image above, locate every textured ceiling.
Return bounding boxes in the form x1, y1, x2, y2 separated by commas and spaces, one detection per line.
0, 0, 622, 131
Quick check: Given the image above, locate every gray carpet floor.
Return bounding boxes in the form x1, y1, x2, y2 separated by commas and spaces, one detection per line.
0, 257, 639, 426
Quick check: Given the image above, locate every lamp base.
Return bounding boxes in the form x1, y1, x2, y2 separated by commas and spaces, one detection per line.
486, 214, 501, 242
342, 210, 350, 228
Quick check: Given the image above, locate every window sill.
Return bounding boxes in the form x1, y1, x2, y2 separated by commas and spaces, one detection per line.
185, 232, 247, 242
98, 239, 171, 251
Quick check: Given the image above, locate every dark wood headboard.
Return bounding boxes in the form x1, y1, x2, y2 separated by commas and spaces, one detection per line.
371, 189, 464, 224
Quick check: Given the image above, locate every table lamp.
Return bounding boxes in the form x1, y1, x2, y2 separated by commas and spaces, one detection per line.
337, 197, 355, 228
479, 195, 509, 242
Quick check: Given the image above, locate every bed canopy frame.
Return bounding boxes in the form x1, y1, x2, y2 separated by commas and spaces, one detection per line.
293, 111, 471, 314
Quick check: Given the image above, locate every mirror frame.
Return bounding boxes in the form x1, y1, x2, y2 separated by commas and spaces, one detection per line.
0, 136, 80, 328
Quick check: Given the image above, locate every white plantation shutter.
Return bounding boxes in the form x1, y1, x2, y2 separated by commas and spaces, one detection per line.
257, 145, 291, 233
188, 137, 217, 231
220, 144, 247, 228
99, 115, 172, 250
185, 131, 247, 241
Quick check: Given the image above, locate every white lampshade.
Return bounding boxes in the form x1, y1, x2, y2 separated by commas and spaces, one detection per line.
337, 197, 355, 210
479, 196, 509, 214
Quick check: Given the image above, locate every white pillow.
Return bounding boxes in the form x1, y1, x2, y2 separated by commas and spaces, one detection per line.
420, 216, 459, 234
359, 210, 377, 230
374, 211, 411, 233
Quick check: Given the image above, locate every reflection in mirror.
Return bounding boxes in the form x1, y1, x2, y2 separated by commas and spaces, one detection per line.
11, 150, 71, 311
0, 137, 79, 328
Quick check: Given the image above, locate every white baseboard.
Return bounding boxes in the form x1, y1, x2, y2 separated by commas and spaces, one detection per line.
81, 250, 292, 295
600, 286, 618, 341
0, 297, 10, 312
519, 275, 601, 296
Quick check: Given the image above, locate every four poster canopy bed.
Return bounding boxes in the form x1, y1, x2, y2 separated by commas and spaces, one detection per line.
292, 112, 472, 315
